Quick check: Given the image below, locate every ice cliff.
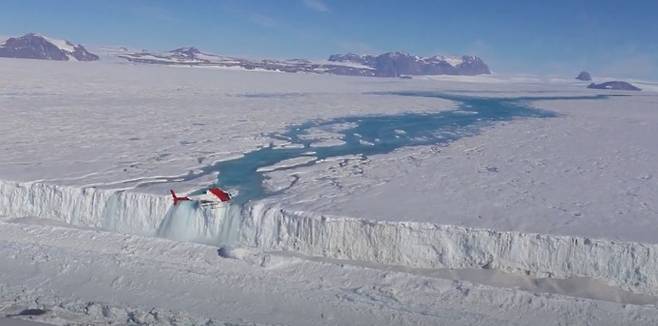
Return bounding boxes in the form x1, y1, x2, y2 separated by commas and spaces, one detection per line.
1, 179, 657, 296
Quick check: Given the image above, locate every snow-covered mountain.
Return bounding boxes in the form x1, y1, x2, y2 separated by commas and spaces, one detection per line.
119, 47, 246, 66
118, 47, 377, 76
118, 47, 490, 77
0, 33, 98, 61
328, 52, 491, 77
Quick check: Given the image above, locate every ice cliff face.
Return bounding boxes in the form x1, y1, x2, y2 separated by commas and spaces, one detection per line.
1, 179, 657, 296
0, 180, 168, 234
0, 180, 241, 245
242, 203, 658, 296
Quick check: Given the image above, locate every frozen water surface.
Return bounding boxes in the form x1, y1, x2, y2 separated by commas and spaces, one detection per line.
209, 93, 606, 204
2, 60, 658, 325
156, 93, 568, 244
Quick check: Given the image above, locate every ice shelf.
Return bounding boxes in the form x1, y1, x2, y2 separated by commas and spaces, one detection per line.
1, 179, 657, 296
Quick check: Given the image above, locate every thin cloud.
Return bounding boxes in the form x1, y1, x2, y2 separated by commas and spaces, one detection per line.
602, 54, 657, 80
249, 13, 278, 28
302, 0, 330, 13
129, 4, 177, 23
336, 41, 378, 55
595, 43, 658, 79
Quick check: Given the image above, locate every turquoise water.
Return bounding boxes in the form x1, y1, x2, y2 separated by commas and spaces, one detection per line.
157, 93, 611, 244
192, 93, 608, 204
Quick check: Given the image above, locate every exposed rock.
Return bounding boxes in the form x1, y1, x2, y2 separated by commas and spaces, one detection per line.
329, 52, 491, 77
0, 33, 98, 61
587, 81, 641, 91
169, 47, 202, 60
118, 47, 490, 77
576, 71, 592, 81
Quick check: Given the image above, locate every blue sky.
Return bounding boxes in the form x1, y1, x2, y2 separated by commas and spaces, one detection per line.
1, 0, 657, 79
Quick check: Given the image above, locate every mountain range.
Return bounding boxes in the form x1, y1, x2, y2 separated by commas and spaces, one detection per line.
328, 52, 490, 76
0, 33, 491, 77
119, 48, 491, 77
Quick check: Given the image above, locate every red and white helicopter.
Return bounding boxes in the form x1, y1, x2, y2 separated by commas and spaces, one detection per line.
170, 187, 232, 208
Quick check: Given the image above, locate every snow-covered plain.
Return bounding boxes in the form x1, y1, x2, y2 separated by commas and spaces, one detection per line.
0, 58, 451, 193
1, 57, 658, 324
270, 94, 658, 243
2, 220, 658, 326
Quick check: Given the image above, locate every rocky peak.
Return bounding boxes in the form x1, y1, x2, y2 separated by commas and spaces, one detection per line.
328, 51, 491, 77
0, 33, 98, 61
169, 47, 203, 60
576, 71, 592, 81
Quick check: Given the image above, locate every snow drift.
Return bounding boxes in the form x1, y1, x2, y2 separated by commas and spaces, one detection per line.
1, 179, 657, 296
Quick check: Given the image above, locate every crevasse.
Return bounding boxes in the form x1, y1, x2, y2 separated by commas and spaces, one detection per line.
1, 179, 657, 296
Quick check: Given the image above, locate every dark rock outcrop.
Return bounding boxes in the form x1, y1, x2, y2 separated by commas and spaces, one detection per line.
0, 33, 98, 61
576, 71, 592, 81
119, 48, 490, 78
328, 53, 368, 65
328, 52, 491, 77
587, 81, 641, 91
169, 47, 203, 60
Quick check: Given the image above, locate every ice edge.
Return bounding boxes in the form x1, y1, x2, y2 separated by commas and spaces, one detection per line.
1, 179, 656, 296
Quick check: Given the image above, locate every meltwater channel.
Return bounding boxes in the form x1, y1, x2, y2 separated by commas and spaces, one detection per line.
156, 93, 608, 245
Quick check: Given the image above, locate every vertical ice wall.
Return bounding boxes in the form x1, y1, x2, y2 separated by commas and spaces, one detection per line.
241, 202, 658, 296
0, 180, 169, 235
0, 180, 242, 245
2, 179, 658, 296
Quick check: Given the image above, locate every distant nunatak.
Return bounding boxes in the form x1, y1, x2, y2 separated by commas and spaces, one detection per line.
120, 48, 491, 78
0, 33, 491, 78
0, 33, 98, 61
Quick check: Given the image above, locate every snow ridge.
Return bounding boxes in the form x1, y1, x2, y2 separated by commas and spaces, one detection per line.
1, 179, 657, 296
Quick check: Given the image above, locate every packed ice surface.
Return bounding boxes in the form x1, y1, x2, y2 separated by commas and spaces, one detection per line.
2, 220, 658, 326
2, 178, 658, 299
2, 58, 658, 324
256, 156, 318, 173
265, 94, 658, 243
0, 58, 452, 194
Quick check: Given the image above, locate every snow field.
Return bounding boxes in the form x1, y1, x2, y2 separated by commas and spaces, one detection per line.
2, 59, 658, 323
2, 220, 657, 325
2, 178, 658, 297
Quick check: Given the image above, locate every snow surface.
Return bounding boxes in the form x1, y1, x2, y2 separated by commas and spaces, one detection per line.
6, 174, 657, 297
429, 55, 464, 67
38, 35, 76, 53
2, 58, 658, 324
256, 156, 317, 173
0, 58, 450, 194
1, 219, 658, 325
312, 59, 375, 70
35, 34, 79, 61
270, 94, 658, 243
